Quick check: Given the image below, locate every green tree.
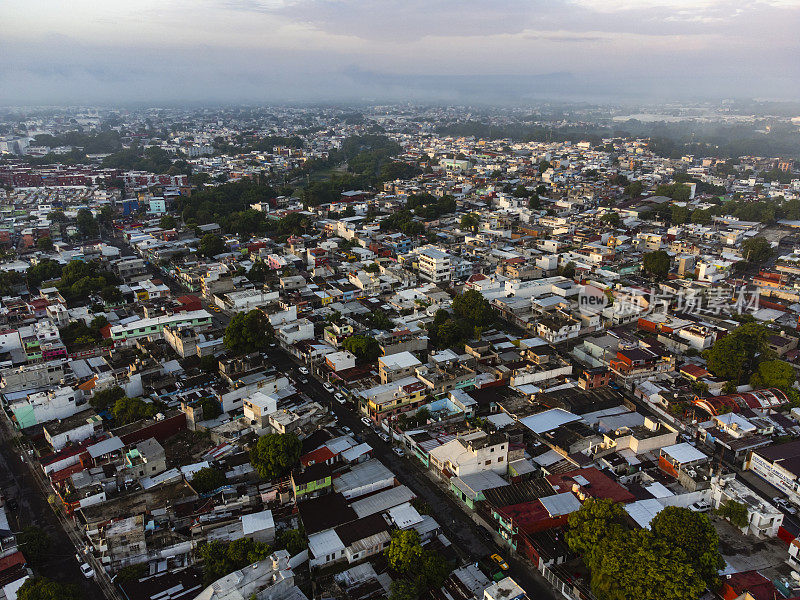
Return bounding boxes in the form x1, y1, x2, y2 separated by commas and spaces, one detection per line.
16, 578, 81, 600
224, 310, 273, 355
364, 262, 381, 274
559, 261, 576, 279
566, 498, 627, 572
460, 213, 480, 232
159, 214, 177, 229
27, 259, 63, 288
274, 528, 307, 555
101, 285, 123, 304
704, 323, 769, 383
625, 181, 644, 197
592, 529, 706, 600
386, 529, 424, 574
17, 526, 50, 565
112, 397, 158, 425
249, 433, 301, 480
601, 212, 621, 227
389, 580, 418, 600
642, 250, 671, 279
198, 538, 272, 584
741, 237, 772, 263
716, 499, 749, 528
650, 506, 724, 587
368, 310, 394, 331
452, 289, 495, 327
691, 209, 712, 225
37, 237, 54, 251
76, 208, 99, 238
750, 359, 796, 392
191, 467, 226, 493
671, 204, 689, 224
90, 385, 126, 411
198, 234, 226, 258
199, 397, 222, 419
342, 335, 381, 364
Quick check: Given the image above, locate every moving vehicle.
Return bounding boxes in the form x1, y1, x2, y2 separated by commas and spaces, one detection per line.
323, 382, 334, 393
393, 447, 405, 457
378, 432, 391, 443
298, 366, 309, 375
490, 553, 509, 571
361, 417, 373, 427
334, 392, 346, 404
342, 426, 352, 435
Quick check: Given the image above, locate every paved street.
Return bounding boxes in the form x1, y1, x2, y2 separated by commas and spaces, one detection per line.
0, 418, 104, 597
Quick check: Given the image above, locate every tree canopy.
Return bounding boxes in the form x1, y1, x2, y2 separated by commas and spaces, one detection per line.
703, 322, 770, 384
198, 538, 272, 584
198, 234, 226, 258
112, 397, 159, 425
741, 237, 772, 263
342, 334, 381, 364
642, 250, 671, 279
224, 310, 274, 355
17, 526, 51, 566
16, 578, 81, 600
385, 529, 453, 600
191, 467, 227, 493
750, 359, 796, 392
567, 500, 722, 600
249, 432, 301, 480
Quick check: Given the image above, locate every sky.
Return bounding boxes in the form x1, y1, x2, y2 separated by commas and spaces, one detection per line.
1, 0, 799, 105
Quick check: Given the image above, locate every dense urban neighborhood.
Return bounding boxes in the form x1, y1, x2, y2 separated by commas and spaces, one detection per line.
2, 103, 800, 600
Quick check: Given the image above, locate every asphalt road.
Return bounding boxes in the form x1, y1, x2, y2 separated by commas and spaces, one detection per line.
0, 420, 103, 596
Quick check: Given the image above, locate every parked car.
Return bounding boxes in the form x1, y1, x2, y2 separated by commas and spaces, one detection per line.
393, 447, 405, 457
490, 553, 509, 571
298, 366, 309, 375
323, 382, 334, 393
378, 432, 391, 443
689, 500, 711, 512
76, 555, 94, 578
334, 392, 346, 403
361, 417, 373, 427
342, 426, 352, 435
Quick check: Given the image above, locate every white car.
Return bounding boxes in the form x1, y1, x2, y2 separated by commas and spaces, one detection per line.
323, 382, 334, 393
378, 432, 390, 443
689, 501, 711, 513
361, 417, 372, 427
298, 367, 309, 375
393, 447, 405, 457
334, 393, 346, 404
76, 555, 94, 578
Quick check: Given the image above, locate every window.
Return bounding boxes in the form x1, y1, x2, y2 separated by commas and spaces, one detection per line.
485, 460, 491, 466
498, 456, 504, 462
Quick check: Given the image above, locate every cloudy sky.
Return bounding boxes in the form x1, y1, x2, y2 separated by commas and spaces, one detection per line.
1, 0, 798, 104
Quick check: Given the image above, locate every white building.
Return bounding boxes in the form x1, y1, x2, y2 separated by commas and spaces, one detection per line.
710, 474, 783, 538
418, 248, 452, 284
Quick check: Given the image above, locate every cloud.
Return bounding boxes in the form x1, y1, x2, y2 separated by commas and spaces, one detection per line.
0, 0, 798, 103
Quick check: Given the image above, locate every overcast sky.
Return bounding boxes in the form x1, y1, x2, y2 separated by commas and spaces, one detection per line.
1, 0, 798, 105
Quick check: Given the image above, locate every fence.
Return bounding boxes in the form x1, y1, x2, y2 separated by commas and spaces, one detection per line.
537, 558, 597, 600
